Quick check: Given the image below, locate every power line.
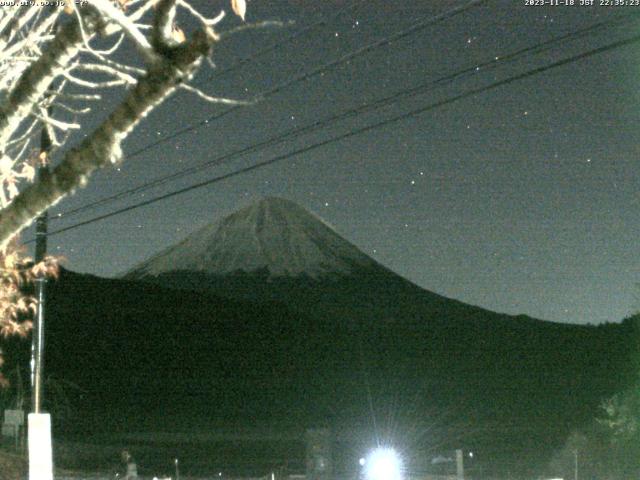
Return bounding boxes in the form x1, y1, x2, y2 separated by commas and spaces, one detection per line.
107, 0, 487, 161
28, 31, 640, 242
47, 2, 370, 222
39, 0, 484, 232
52, 12, 639, 221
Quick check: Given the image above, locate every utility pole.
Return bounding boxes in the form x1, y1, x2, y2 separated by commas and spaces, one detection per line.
28, 117, 53, 480
32, 116, 51, 413
574, 449, 578, 480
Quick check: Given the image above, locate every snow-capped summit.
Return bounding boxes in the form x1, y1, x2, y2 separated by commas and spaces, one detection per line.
127, 197, 377, 279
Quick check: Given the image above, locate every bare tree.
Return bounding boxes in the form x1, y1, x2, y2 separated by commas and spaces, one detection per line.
0, 0, 248, 381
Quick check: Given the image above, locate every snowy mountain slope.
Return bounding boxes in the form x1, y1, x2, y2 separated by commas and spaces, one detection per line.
123, 197, 536, 322
126, 197, 377, 279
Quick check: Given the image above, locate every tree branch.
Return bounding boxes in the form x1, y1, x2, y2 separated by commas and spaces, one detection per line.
91, 0, 158, 64
0, 12, 103, 151
0, 29, 214, 248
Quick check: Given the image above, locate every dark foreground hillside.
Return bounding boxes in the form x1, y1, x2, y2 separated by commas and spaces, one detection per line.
2, 267, 638, 477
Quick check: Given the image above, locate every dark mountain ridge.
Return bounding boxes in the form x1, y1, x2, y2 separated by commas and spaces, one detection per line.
36, 267, 637, 477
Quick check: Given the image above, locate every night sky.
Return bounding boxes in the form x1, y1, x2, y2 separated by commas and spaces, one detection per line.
26, 0, 640, 325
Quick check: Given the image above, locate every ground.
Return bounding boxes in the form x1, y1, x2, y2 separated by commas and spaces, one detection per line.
0, 448, 26, 480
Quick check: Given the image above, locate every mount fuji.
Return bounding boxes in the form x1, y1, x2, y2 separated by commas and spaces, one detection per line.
124, 196, 476, 318
121, 196, 636, 436
126, 196, 380, 280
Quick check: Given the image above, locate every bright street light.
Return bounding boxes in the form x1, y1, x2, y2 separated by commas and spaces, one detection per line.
364, 448, 402, 480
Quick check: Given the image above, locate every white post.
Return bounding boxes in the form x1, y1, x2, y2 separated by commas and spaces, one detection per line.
456, 449, 464, 480
28, 413, 53, 480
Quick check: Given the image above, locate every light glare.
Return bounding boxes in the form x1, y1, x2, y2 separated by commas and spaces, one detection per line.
365, 448, 402, 480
